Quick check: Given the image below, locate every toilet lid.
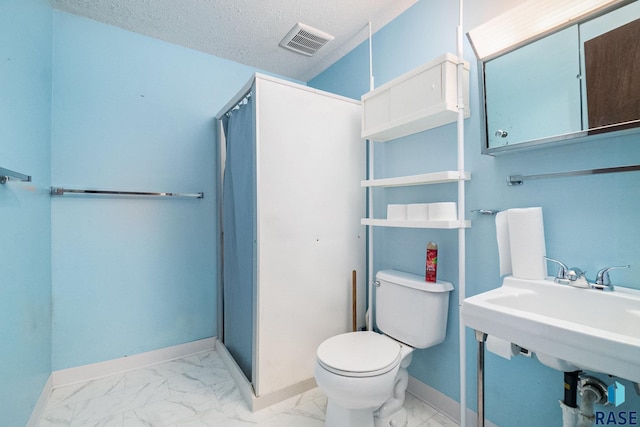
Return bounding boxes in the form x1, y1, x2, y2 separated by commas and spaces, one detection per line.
317, 331, 401, 377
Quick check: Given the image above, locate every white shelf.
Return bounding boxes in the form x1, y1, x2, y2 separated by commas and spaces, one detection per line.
361, 218, 471, 229
361, 171, 470, 188
361, 53, 470, 142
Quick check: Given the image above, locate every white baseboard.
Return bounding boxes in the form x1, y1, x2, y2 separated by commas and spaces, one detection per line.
407, 376, 498, 427
215, 340, 317, 412
51, 337, 217, 388
26, 374, 53, 427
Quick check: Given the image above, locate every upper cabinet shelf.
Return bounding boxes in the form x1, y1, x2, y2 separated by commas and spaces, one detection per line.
361, 53, 470, 142
362, 170, 470, 188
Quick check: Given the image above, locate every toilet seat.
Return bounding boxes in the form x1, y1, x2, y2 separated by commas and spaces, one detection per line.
317, 331, 402, 377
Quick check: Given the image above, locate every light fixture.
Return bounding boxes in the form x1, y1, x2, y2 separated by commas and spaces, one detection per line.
467, 0, 628, 60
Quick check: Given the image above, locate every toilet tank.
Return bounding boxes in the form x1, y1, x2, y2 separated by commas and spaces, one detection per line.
376, 269, 453, 349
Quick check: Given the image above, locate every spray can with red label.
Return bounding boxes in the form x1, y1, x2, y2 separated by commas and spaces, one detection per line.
425, 241, 438, 282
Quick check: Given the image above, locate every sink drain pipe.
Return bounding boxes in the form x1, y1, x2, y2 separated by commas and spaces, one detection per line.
560, 371, 581, 427
565, 371, 580, 408
577, 375, 608, 427
560, 372, 608, 427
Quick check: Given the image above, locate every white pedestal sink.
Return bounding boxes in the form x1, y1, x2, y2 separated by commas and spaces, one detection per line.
461, 276, 640, 382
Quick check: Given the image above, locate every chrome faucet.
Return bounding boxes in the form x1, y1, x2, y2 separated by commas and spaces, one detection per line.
544, 256, 630, 291
590, 265, 630, 291
544, 256, 569, 284
544, 256, 589, 288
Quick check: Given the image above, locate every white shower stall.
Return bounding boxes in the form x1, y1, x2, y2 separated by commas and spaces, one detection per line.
216, 74, 366, 408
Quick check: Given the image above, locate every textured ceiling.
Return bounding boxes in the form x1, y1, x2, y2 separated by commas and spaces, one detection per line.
50, 0, 418, 82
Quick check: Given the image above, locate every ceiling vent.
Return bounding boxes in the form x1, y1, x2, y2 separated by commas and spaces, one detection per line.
279, 23, 334, 56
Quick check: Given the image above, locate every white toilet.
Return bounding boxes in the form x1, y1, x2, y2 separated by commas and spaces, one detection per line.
314, 269, 453, 427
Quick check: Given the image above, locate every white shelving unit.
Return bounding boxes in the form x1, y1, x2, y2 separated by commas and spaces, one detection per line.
362, 43, 469, 426
361, 53, 470, 142
360, 52, 470, 230
361, 170, 471, 229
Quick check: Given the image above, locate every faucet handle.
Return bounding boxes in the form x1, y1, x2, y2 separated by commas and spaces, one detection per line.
594, 265, 630, 290
544, 256, 569, 283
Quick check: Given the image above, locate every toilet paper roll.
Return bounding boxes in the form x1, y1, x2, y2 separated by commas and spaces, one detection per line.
407, 203, 429, 221
507, 207, 547, 280
495, 211, 512, 276
387, 204, 407, 220
428, 202, 457, 221
486, 336, 519, 360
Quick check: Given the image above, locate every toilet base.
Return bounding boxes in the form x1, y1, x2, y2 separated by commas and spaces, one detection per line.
374, 407, 408, 427
373, 365, 410, 427
325, 401, 376, 427
323, 399, 410, 427
323, 400, 409, 427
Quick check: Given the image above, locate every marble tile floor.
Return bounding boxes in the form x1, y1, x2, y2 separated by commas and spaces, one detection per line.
39, 348, 459, 427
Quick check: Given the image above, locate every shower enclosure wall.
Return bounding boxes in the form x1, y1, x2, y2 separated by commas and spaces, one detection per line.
216, 74, 365, 406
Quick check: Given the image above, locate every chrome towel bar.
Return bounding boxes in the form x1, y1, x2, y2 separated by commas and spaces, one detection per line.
471, 209, 499, 215
507, 164, 640, 186
0, 167, 31, 184
50, 187, 204, 198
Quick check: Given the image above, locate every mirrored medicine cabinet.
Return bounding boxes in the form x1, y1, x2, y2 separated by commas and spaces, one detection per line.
472, 0, 640, 155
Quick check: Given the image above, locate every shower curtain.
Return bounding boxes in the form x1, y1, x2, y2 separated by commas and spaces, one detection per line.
221, 93, 255, 382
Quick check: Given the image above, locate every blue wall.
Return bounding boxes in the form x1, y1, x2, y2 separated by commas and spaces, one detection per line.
0, 0, 52, 425
4, 1, 287, 421
310, 1, 640, 426
5, 0, 639, 425
50, 11, 262, 370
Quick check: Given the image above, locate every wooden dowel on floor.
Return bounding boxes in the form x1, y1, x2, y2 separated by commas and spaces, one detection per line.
352, 270, 357, 332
